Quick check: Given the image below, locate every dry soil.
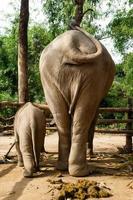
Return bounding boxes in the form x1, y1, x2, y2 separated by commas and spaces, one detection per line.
0, 132, 133, 200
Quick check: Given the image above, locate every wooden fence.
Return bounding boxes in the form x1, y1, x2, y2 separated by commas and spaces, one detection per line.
0, 99, 133, 152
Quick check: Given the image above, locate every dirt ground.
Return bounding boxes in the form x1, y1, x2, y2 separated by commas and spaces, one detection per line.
0, 132, 133, 200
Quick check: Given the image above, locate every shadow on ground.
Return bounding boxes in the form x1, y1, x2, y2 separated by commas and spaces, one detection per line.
1, 177, 32, 200
0, 164, 16, 178
88, 152, 133, 177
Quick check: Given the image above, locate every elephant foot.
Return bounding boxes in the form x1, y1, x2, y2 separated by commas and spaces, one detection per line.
23, 170, 33, 178
18, 161, 24, 167
56, 161, 68, 171
69, 164, 91, 177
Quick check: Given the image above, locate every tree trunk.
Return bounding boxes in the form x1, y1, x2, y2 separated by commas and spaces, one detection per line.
18, 0, 29, 103
69, 0, 85, 29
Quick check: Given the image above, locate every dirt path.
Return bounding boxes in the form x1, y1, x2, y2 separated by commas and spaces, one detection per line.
0, 132, 133, 200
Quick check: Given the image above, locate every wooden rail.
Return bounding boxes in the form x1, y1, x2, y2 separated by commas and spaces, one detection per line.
0, 101, 50, 110
99, 107, 133, 112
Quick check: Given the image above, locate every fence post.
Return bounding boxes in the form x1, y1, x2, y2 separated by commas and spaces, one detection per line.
126, 98, 133, 153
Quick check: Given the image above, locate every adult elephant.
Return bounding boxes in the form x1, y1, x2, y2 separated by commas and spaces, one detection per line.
39, 27, 115, 177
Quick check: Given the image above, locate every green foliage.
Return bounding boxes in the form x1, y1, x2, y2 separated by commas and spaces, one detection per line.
106, 3, 133, 106
28, 25, 52, 102
113, 53, 133, 99
0, 22, 51, 103
43, 0, 100, 37
121, 53, 133, 96
0, 107, 17, 119
108, 8, 133, 53
43, 0, 74, 36
0, 17, 18, 101
104, 52, 133, 112
129, 0, 133, 4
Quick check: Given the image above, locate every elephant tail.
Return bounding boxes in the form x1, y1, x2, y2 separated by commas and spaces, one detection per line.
69, 83, 79, 114
63, 27, 103, 64
69, 74, 82, 114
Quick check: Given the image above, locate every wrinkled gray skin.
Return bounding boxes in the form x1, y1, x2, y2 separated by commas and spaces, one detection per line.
39, 27, 115, 177
14, 102, 46, 177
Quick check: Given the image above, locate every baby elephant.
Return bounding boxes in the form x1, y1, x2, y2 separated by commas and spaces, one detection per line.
14, 102, 46, 177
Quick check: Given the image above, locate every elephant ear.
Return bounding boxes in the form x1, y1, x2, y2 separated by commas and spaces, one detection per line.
63, 26, 103, 65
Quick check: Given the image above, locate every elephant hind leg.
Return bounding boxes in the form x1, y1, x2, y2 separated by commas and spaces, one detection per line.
43, 84, 71, 170
52, 111, 71, 171
69, 96, 98, 176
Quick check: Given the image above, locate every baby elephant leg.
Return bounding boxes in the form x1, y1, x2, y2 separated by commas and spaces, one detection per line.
20, 137, 35, 178
15, 141, 24, 167
23, 154, 35, 178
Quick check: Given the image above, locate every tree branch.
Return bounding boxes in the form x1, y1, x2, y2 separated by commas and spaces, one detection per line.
83, 8, 94, 17
69, 0, 85, 29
